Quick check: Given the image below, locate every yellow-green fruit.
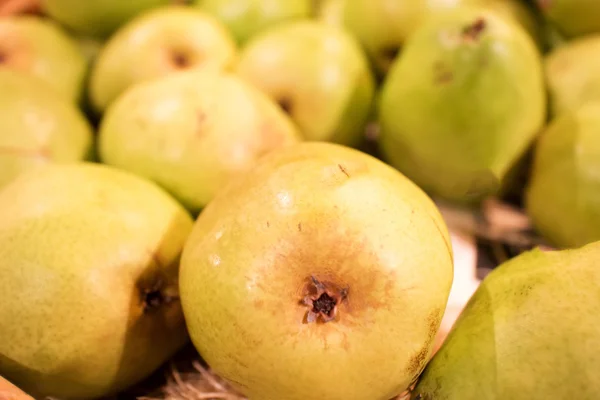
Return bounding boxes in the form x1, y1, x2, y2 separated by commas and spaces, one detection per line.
379, 8, 546, 204
193, 0, 313, 44
412, 241, 600, 399
180, 142, 454, 400
526, 102, 600, 249
545, 34, 600, 116
89, 6, 237, 113
0, 15, 88, 102
99, 69, 302, 214
237, 21, 375, 147
40, 0, 171, 38
0, 376, 34, 400
0, 163, 194, 399
535, 0, 600, 39
485, 0, 544, 49
0, 69, 94, 191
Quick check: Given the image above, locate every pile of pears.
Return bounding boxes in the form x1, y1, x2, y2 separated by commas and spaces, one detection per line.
2, 0, 600, 399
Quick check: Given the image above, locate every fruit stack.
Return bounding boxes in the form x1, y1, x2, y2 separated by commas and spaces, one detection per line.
1, 1, 600, 400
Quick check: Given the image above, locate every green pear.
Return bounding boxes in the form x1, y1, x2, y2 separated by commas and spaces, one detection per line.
89, 5, 237, 113
545, 34, 600, 116
316, 0, 344, 27
0, 15, 87, 102
411, 240, 600, 400
525, 102, 600, 249
237, 20, 375, 147
534, 0, 600, 39
484, 0, 545, 50
40, 0, 171, 38
0, 69, 94, 191
193, 0, 313, 44
180, 142, 454, 400
340, 0, 542, 76
0, 376, 34, 400
0, 163, 194, 399
99, 68, 302, 214
378, 8, 546, 204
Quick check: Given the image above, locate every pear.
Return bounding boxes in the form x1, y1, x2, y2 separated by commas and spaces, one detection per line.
236, 20, 375, 147
0, 163, 194, 399
534, 0, 600, 39
40, 0, 171, 38
0, 69, 94, 191
98, 68, 302, 214
193, 0, 313, 44
179, 142, 454, 400
525, 102, 600, 249
0, 376, 34, 400
0, 15, 88, 102
411, 240, 600, 400
89, 5, 237, 113
378, 8, 546, 204
545, 34, 600, 116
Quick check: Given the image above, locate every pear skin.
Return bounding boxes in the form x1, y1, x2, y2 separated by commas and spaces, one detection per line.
0, 15, 88, 103
0, 163, 194, 399
412, 241, 600, 400
0, 69, 94, 191
545, 34, 600, 116
378, 7, 546, 204
180, 142, 454, 400
89, 5, 237, 113
99, 68, 302, 214
534, 0, 600, 39
526, 102, 600, 249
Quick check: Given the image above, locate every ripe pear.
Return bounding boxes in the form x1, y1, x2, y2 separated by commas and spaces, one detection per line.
525, 102, 600, 249
40, 0, 170, 38
0, 376, 34, 400
193, 0, 313, 44
0, 163, 194, 399
237, 20, 375, 147
0, 15, 87, 102
545, 34, 600, 116
89, 5, 237, 113
99, 68, 301, 214
340, 0, 543, 76
534, 0, 600, 39
378, 8, 546, 204
412, 240, 600, 400
179, 142, 454, 400
0, 69, 94, 191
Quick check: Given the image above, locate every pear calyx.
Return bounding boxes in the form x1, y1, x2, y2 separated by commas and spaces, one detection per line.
301, 276, 349, 324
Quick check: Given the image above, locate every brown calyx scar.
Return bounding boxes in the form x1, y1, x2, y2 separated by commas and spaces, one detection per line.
301, 276, 349, 324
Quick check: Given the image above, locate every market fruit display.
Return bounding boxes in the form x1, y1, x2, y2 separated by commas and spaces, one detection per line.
0, 15, 88, 102
237, 20, 375, 146
378, 7, 546, 204
179, 142, 454, 400
526, 102, 600, 249
40, 0, 171, 38
0, 68, 93, 191
545, 34, 600, 116
89, 5, 237, 113
0, 163, 194, 399
412, 240, 600, 400
194, 0, 313, 44
99, 68, 302, 214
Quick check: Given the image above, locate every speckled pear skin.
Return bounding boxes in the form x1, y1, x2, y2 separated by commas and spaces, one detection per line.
0, 68, 94, 192
412, 241, 600, 400
0, 15, 88, 103
378, 7, 546, 204
526, 102, 600, 249
545, 34, 600, 116
236, 20, 375, 147
88, 5, 237, 113
535, 0, 600, 39
98, 68, 302, 215
193, 0, 313, 44
0, 163, 194, 399
180, 142, 454, 400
